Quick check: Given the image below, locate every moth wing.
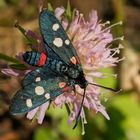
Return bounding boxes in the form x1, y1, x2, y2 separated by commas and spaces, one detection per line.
45, 43, 61, 61
10, 68, 72, 115
39, 10, 81, 68
22, 67, 57, 87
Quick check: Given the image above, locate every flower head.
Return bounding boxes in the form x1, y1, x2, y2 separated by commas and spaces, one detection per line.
2, 5, 123, 135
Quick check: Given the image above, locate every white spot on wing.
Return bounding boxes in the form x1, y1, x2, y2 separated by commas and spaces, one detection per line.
35, 86, 45, 95
35, 77, 41, 82
53, 38, 63, 47
52, 23, 59, 31
36, 69, 40, 72
65, 39, 70, 45
26, 99, 32, 107
45, 93, 50, 99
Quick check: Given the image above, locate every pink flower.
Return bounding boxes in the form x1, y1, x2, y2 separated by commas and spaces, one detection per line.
2, 6, 123, 135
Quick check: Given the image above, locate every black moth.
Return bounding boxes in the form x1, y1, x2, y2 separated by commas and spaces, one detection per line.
10, 9, 117, 128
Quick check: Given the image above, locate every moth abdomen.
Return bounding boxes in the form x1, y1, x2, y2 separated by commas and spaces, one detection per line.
23, 51, 47, 67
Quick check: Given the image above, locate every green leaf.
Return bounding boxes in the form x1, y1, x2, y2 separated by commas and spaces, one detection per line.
47, 105, 81, 138
72, 8, 76, 19
66, 0, 72, 22
9, 63, 27, 70
47, 3, 54, 12
0, 53, 19, 63
108, 93, 140, 140
94, 68, 117, 102
34, 127, 59, 140
58, 112, 81, 138
96, 68, 116, 88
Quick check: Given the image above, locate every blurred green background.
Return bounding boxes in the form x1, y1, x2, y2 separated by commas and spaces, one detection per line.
0, 0, 140, 140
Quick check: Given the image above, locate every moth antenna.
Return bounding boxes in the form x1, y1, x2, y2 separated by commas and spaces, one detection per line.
73, 88, 86, 129
88, 83, 121, 93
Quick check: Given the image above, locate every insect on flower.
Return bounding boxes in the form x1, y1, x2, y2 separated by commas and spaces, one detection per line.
1, 3, 123, 134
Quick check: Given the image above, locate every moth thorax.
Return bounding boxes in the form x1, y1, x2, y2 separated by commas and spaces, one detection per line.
23, 51, 47, 67
60, 65, 68, 73
76, 73, 88, 88
68, 67, 80, 79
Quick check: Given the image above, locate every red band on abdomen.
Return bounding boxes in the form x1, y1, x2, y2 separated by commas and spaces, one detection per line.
38, 53, 47, 66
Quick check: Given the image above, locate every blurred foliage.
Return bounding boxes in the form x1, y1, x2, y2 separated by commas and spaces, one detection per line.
0, 0, 140, 140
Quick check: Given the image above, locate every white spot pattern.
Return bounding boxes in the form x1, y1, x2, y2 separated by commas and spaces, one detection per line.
35, 86, 45, 95
52, 23, 59, 31
36, 69, 40, 72
26, 99, 32, 107
53, 38, 63, 47
45, 93, 50, 99
35, 77, 41, 82
65, 39, 70, 45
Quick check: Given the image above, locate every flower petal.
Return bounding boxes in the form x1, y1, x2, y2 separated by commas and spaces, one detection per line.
27, 107, 39, 120
55, 7, 65, 20
1, 68, 30, 77
38, 102, 50, 124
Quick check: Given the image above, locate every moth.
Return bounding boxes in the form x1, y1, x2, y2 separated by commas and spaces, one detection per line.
10, 9, 117, 128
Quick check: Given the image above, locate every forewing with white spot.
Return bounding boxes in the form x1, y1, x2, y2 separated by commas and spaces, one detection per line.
10, 68, 73, 115
39, 10, 82, 68
22, 67, 57, 87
